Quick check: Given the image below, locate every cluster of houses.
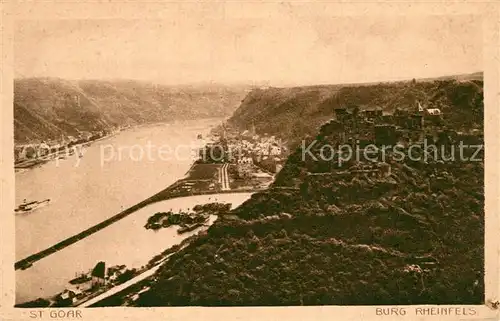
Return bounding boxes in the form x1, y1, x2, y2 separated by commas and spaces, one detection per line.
203, 123, 287, 177
54, 261, 131, 307
228, 132, 286, 177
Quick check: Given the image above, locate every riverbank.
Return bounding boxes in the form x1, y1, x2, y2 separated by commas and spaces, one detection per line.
77, 231, 202, 308
16, 219, 210, 308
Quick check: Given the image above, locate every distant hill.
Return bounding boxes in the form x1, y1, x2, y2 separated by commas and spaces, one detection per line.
418, 71, 483, 82
14, 78, 249, 144
228, 72, 483, 147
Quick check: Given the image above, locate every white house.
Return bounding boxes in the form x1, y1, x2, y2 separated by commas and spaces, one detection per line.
426, 108, 442, 115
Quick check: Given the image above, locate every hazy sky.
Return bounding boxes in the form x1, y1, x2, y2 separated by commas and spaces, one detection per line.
15, 14, 482, 86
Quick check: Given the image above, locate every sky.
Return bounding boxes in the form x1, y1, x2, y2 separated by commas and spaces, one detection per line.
14, 14, 483, 86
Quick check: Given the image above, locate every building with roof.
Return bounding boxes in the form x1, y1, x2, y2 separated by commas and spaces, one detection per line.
56, 288, 82, 306
426, 108, 442, 116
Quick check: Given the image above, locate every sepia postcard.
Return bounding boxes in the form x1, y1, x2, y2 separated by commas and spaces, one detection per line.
1, 1, 499, 321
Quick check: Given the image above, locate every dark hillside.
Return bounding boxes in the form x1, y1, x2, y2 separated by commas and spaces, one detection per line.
134, 74, 484, 306
136, 147, 483, 305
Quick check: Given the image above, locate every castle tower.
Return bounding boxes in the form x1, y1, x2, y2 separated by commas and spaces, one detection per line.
417, 101, 424, 112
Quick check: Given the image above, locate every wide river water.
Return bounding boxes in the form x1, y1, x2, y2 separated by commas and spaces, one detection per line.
15, 119, 254, 304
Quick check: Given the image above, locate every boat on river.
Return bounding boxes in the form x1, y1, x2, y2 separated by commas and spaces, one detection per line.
15, 199, 50, 213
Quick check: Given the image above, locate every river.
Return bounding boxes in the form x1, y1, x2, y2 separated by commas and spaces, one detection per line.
14, 119, 253, 304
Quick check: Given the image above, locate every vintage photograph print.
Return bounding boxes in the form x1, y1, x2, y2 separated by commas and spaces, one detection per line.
4, 3, 496, 317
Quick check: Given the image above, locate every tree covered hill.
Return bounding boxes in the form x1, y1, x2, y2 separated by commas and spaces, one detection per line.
134, 75, 484, 306
135, 149, 483, 306
14, 78, 249, 144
